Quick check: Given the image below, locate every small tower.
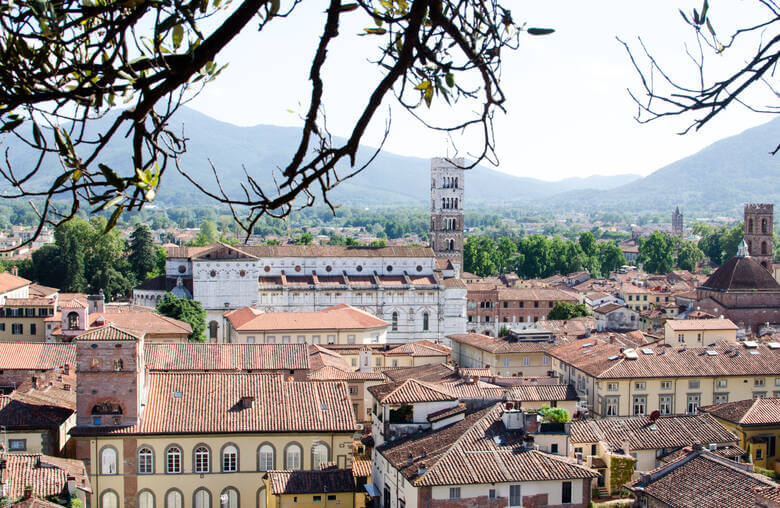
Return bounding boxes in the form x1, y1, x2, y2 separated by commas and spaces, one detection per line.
75, 324, 146, 427
672, 206, 683, 238
744, 203, 774, 270
430, 157, 466, 271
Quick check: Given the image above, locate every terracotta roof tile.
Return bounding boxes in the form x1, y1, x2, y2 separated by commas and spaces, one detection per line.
626, 450, 775, 508
382, 364, 459, 384
144, 343, 309, 371
549, 340, 780, 379
447, 333, 556, 354
368, 379, 456, 404
266, 469, 356, 495
0, 453, 91, 498
72, 372, 356, 435
507, 384, 578, 402
385, 340, 450, 357
703, 397, 780, 426
378, 404, 598, 487
173, 243, 434, 259
351, 459, 372, 478
0, 272, 31, 294
666, 318, 738, 331
75, 324, 140, 342
701, 255, 780, 291
0, 343, 75, 370
570, 414, 737, 451
225, 304, 388, 331
3, 297, 55, 307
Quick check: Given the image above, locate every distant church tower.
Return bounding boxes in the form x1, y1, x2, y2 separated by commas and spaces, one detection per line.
430, 157, 465, 271
744, 203, 774, 270
672, 206, 683, 238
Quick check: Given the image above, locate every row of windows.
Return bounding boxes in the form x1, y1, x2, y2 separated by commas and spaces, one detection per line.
0, 323, 35, 334
606, 377, 780, 392
0, 307, 53, 317
100, 442, 330, 475
101, 487, 239, 508
390, 312, 429, 331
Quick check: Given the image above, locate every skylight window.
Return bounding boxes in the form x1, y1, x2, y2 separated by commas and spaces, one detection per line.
173, 391, 183, 398
641, 348, 653, 355
705, 350, 718, 356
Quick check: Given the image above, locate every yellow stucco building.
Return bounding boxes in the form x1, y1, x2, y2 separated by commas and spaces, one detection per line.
448, 332, 554, 377
663, 318, 739, 347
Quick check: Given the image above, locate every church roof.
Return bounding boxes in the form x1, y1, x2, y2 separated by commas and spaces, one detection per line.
700, 255, 780, 292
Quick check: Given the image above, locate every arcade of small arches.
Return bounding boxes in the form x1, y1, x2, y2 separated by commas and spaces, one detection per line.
441, 197, 459, 210
441, 176, 459, 189
747, 217, 770, 235
442, 217, 459, 231
390, 309, 431, 332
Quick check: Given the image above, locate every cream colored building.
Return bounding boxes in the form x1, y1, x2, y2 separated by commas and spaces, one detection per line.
324, 340, 450, 371
223, 304, 389, 345
70, 325, 357, 508
549, 339, 780, 418
448, 332, 555, 377
663, 318, 738, 346
263, 469, 366, 508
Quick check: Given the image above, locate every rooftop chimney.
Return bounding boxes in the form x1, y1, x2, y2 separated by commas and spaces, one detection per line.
63, 363, 70, 375
240, 396, 254, 409
87, 290, 105, 314
23, 486, 32, 500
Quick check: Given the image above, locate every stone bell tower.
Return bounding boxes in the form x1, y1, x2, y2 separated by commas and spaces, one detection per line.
744, 203, 773, 270
430, 157, 466, 272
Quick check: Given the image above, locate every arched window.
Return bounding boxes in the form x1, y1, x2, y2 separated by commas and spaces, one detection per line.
209, 321, 218, 340
762, 241, 769, 255
258, 444, 275, 471
454, 198, 458, 209
166, 489, 184, 508
257, 487, 267, 508
101, 490, 119, 508
285, 443, 302, 469
311, 443, 329, 470
166, 446, 182, 474
194, 488, 211, 508
391, 312, 398, 332
441, 197, 445, 209
100, 447, 117, 475
222, 444, 238, 472
749, 218, 754, 233
423, 312, 430, 331
194, 445, 210, 473
220, 487, 239, 508
138, 490, 155, 508
92, 402, 122, 415
67, 311, 80, 330
138, 447, 154, 474
762, 218, 768, 234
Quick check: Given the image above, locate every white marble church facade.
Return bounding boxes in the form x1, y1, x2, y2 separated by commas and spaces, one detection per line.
137, 243, 467, 343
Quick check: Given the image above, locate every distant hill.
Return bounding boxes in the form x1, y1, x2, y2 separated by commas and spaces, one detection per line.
547, 117, 780, 215
0, 107, 639, 208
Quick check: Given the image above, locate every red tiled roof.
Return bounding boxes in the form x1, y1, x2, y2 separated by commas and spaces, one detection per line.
266, 469, 356, 495
495, 288, 578, 302
447, 333, 556, 354
0, 343, 75, 370
368, 379, 456, 404
351, 459, 372, 478
3, 297, 55, 307
0, 453, 91, 498
144, 343, 310, 371
225, 304, 388, 331
570, 414, 737, 451
703, 397, 780, 426
382, 364, 459, 384
0, 272, 31, 294
665, 318, 738, 331
549, 340, 780, 379
378, 404, 598, 487
75, 324, 140, 342
625, 449, 775, 508
427, 404, 467, 422
385, 340, 450, 357
86, 310, 192, 336
27, 284, 58, 298
171, 243, 434, 259
72, 372, 356, 435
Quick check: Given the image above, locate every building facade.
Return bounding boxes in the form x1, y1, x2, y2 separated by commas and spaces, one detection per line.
745, 203, 774, 269
429, 157, 465, 272
466, 286, 578, 336
136, 243, 466, 344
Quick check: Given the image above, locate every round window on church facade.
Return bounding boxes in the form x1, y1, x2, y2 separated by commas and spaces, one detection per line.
295, 265, 302, 272
416, 265, 423, 272
356, 265, 363, 272
386, 265, 393, 272
264, 265, 271, 272
178, 265, 186, 274
210, 270, 217, 278
239, 270, 246, 277
326, 265, 332, 272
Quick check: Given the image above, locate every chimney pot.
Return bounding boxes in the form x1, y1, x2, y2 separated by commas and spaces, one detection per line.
23, 486, 32, 500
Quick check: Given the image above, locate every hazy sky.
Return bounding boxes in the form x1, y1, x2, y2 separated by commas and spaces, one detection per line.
188, 0, 776, 181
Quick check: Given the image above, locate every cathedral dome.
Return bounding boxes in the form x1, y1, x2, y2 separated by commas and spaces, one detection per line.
700, 254, 779, 292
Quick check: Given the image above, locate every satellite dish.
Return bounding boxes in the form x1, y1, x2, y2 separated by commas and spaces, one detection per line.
649, 410, 661, 422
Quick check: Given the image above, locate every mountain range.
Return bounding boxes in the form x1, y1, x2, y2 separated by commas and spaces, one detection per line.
0, 107, 777, 214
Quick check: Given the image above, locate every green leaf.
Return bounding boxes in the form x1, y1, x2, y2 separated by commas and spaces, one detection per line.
445, 73, 454, 88
1, 117, 23, 133
104, 205, 124, 233
415, 80, 431, 90
706, 17, 715, 37
701, 0, 709, 21
339, 3, 358, 11
172, 24, 184, 49
95, 194, 123, 212
423, 86, 433, 107
679, 9, 690, 24
527, 27, 555, 36
31, 123, 42, 146
99, 163, 125, 190
269, 0, 280, 17
363, 27, 387, 35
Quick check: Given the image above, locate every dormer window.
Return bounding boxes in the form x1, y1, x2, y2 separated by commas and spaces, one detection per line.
113, 359, 123, 371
